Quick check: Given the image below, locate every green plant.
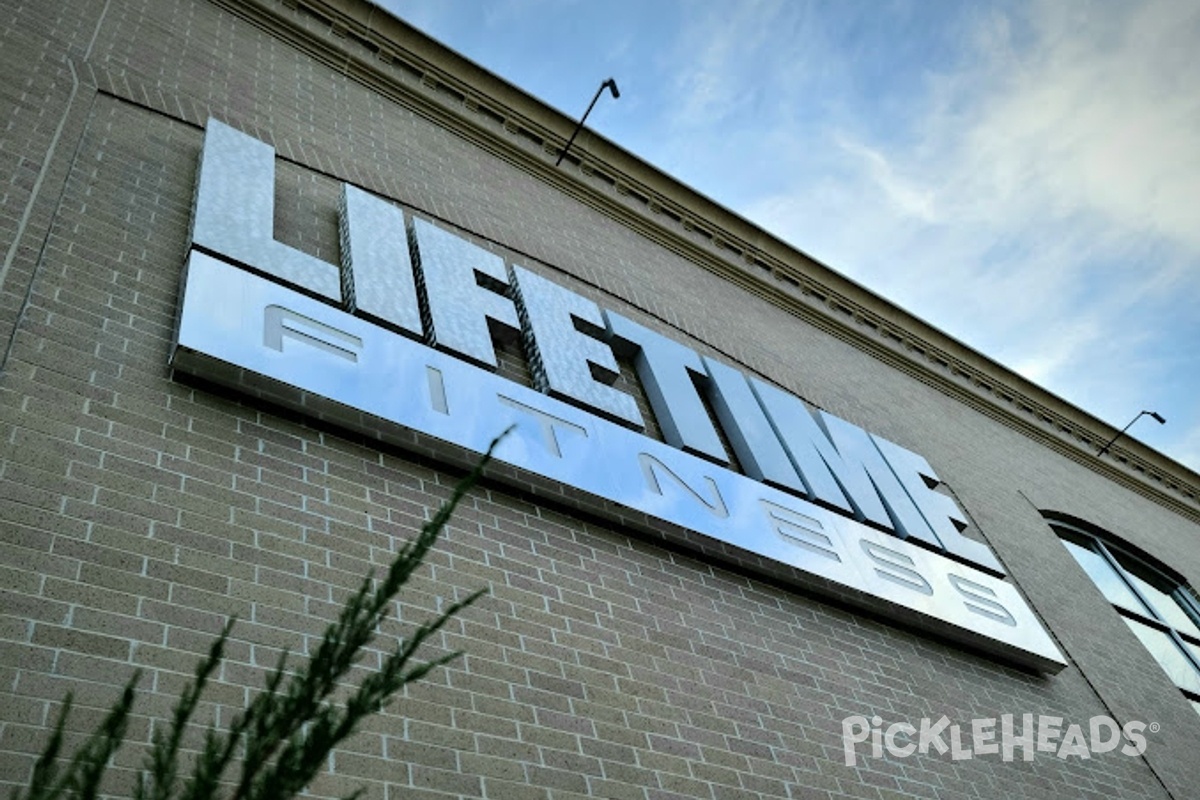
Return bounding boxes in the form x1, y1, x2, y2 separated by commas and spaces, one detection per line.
13, 437, 505, 800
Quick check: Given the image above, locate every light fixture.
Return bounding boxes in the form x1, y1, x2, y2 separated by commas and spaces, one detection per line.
1096, 410, 1166, 457
555, 78, 620, 167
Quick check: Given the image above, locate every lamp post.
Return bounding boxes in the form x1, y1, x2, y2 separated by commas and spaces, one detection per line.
1096, 410, 1166, 457
555, 78, 620, 167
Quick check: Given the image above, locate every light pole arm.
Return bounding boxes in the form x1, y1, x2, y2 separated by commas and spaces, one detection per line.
556, 78, 619, 167
1097, 410, 1165, 457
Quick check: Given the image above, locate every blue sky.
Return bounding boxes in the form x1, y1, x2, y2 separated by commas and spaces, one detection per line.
379, 0, 1200, 473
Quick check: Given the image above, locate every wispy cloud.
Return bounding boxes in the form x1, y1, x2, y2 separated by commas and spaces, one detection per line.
832, 137, 939, 224
664, 0, 800, 128
729, 0, 1200, 469
378, 0, 1199, 470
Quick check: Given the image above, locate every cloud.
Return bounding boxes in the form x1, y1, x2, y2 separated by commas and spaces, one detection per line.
832, 136, 939, 224
732, 0, 1200, 470
664, 0, 797, 128
960, 0, 1200, 249
376, 0, 1200, 471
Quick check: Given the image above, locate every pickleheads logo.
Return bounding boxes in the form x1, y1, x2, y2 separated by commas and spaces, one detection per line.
841, 713, 1154, 766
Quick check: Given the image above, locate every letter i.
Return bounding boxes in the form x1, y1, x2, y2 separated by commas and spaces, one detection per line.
871, 716, 884, 758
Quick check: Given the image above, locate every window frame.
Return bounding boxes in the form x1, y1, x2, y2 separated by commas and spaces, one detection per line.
1053, 520, 1200, 711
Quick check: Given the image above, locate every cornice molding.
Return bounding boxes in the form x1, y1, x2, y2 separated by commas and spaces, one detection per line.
210, 0, 1200, 523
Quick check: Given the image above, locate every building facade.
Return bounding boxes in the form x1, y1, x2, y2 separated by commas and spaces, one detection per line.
2, 1, 1199, 798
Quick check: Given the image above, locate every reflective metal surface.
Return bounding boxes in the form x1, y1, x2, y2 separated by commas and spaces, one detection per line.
606, 312, 727, 463
752, 377, 859, 514
753, 373, 939, 546
190, 119, 341, 301
812, 411, 942, 550
702, 357, 805, 493
188, 120, 1014, 579
511, 265, 642, 428
409, 217, 520, 369
339, 184, 422, 338
871, 435, 1003, 574
173, 251, 1066, 673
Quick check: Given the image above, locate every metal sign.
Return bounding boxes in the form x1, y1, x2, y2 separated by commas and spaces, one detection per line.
172, 120, 1066, 673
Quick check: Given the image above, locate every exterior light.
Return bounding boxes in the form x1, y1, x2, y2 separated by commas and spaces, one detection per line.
1096, 410, 1166, 457
555, 78, 620, 167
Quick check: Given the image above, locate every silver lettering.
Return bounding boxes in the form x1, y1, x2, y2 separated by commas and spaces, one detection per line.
426, 366, 448, 414
498, 394, 588, 458
181, 119, 1057, 666
638, 452, 729, 519
703, 358, 803, 493
511, 265, 642, 428
751, 377, 863, 515
949, 574, 1017, 626
410, 217, 520, 370
760, 499, 840, 562
606, 312, 725, 462
812, 412, 939, 548
192, 119, 340, 300
339, 184, 422, 337
262, 305, 360, 362
861, 540, 933, 596
874, 439, 1004, 575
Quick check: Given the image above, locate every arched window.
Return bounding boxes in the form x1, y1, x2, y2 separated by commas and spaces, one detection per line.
1049, 516, 1200, 717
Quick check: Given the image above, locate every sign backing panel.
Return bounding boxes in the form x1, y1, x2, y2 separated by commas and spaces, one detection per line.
173, 250, 1067, 673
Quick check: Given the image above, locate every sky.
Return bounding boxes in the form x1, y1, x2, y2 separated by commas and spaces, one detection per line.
378, 0, 1200, 474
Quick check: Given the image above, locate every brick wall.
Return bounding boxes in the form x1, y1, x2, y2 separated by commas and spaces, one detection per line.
2, 1, 1198, 798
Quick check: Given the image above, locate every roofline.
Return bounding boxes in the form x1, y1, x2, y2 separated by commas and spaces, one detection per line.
213, 0, 1200, 521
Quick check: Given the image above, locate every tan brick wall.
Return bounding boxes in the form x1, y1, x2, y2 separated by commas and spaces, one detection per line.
2, 1, 1199, 798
